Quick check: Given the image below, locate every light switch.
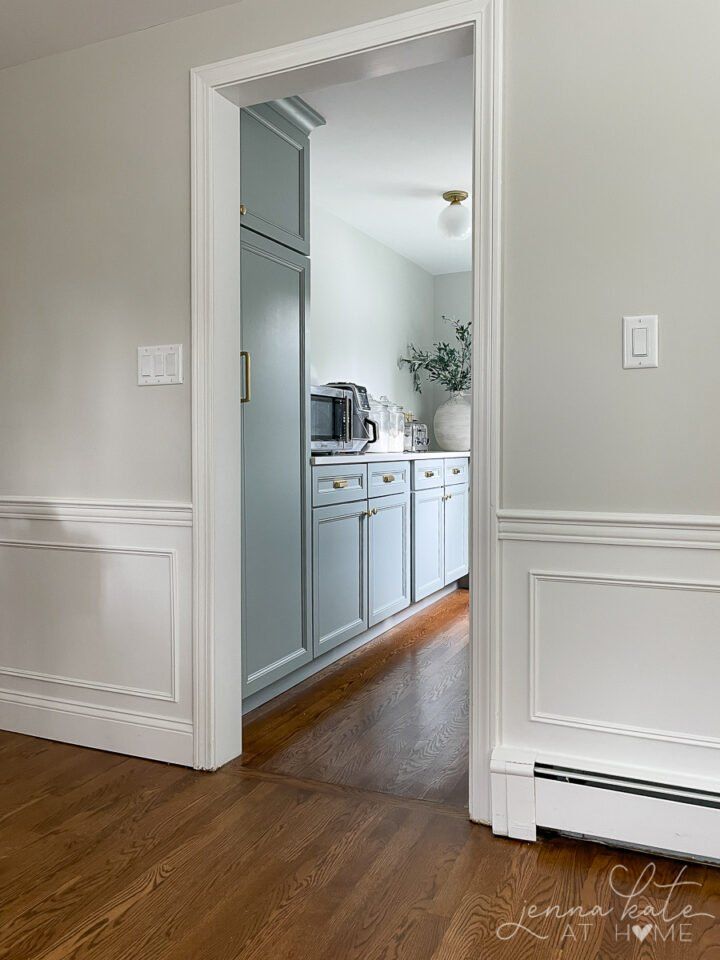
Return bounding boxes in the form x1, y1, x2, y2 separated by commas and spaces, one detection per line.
631, 327, 648, 357
138, 345, 183, 385
623, 315, 658, 369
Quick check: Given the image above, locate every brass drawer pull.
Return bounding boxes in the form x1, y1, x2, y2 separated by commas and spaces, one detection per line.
452, 467, 462, 475
363, 508, 378, 518
382, 474, 395, 483
240, 203, 247, 216
424, 470, 435, 478
333, 479, 348, 489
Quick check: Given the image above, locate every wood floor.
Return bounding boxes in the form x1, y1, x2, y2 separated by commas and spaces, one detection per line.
241, 590, 470, 808
2, 730, 720, 959
3, 592, 720, 958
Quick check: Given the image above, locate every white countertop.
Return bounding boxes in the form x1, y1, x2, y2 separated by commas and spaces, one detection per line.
310, 451, 470, 466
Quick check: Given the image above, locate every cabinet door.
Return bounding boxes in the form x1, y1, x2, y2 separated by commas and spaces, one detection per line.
412, 488, 445, 602
240, 103, 310, 254
241, 231, 311, 695
313, 501, 368, 656
444, 485, 469, 584
368, 492, 410, 627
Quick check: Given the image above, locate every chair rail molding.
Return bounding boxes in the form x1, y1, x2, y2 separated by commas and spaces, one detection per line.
191, 0, 504, 826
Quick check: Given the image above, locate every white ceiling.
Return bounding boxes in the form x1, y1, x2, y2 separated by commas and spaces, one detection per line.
308, 55, 473, 276
0, 0, 241, 70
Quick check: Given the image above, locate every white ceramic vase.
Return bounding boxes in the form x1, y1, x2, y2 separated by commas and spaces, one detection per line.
433, 393, 471, 451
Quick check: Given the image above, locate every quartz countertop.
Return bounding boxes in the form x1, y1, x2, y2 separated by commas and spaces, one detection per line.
310, 450, 470, 466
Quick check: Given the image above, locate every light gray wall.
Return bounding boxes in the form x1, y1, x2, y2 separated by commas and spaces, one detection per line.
0, 0, 436, 502
433, 271, 472, 411
502, 0, 720, 514
311, 206, 435, 424
1, 0, 718, 517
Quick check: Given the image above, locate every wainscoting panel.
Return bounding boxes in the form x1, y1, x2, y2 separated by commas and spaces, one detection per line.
498, 511, 720, 792
0, 499, 193, 765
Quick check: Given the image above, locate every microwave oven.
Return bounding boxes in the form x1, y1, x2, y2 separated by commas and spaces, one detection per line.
310, 383, 376, 454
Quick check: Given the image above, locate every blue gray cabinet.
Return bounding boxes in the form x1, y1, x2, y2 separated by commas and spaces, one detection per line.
368, 492, 411, 626
313, 500, 368, 655
411, 486, 445, 601
444, 484, 469, 584
240, 98, 324, 255
241, 231, 311, 695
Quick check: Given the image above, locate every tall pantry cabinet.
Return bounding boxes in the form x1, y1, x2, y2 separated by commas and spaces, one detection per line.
239, 98, 325, 697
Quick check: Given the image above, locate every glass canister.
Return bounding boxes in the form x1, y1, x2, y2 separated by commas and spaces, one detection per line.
368, 395, 390, 452
387, 401, 405, 452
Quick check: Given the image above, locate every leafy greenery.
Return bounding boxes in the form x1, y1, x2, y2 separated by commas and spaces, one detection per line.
399, 315, 472, 394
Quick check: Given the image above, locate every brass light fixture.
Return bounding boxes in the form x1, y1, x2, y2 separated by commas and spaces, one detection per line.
438, 189, 471, 239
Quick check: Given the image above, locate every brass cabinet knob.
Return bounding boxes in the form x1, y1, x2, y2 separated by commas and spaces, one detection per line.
382, 474, 395, 483
371, 507, 378, 515
424, 470, 434, 478
333, 479, 348, 489
240, 203, 247, 216
452, 467, 461, 475
447, 493, 453, 500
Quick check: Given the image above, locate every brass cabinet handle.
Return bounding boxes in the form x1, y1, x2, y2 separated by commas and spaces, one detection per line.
424, 470, 435, 478
446, 493, 453, 500
382, 474, 395, 483
452, 467, 462, 475
240, 351, 251, 403
333, 479, 348, 489
371, 507, 378, 515
240, 203, 247, 216
363, 509, 374, 518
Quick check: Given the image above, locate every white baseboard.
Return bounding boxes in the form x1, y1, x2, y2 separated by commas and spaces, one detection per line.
243, 583, 460, 714
0, 687, 193, 765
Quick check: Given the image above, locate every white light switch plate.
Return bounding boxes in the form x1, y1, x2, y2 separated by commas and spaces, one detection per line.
623, 315, 658, 369
138, 345, 183, 385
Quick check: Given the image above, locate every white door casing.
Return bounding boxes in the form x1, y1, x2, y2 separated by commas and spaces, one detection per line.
190, 0, 503, 825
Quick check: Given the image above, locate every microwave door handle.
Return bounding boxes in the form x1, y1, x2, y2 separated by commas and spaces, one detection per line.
344, 397, 352, 442
364, 418, 377, 445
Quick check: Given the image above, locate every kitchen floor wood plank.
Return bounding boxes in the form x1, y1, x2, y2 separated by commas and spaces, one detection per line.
241, 592, 469, 807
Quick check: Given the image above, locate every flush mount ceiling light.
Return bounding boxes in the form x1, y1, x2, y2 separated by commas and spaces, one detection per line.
437, 189, 471, 239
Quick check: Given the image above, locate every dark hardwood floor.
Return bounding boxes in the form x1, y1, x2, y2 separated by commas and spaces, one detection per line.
1, 729, 719, 959
240, 590, 470, 808
3, 592, 720, 958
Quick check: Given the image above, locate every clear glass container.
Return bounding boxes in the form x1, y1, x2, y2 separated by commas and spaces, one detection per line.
368, 395, 390, 452
387, 401, 405, 452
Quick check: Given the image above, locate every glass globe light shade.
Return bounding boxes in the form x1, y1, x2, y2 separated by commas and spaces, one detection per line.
437, 199, 471, 239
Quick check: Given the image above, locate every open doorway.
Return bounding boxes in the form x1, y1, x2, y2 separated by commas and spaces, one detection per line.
235, 52, 474, 809
191, 0, 500, 826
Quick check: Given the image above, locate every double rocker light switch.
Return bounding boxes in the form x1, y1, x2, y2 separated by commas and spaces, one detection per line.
623, 315, 658, 369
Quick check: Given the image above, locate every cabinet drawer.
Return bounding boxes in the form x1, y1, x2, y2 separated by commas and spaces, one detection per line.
368, 461, 410, 498
445, 457, 470, 487
412, 459, 444, 490
312, 463, 367, 507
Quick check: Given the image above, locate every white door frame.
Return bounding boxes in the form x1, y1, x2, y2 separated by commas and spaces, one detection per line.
190, 0, 503, 824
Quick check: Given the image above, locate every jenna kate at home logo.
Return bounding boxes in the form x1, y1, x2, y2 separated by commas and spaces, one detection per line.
496, 863, 715, 944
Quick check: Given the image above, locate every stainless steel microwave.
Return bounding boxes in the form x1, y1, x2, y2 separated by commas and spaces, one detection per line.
310, 383, 376, 454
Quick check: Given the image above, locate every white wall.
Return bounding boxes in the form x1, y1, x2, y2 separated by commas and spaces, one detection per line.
311, 206, 435, 424
496, 0, 720, 842
0, 0, 439, 763
432, 270, 472, 409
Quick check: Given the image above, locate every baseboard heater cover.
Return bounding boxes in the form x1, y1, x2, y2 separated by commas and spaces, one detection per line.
491, 750, 720, 861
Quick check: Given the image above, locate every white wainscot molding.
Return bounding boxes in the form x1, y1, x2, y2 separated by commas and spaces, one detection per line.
0, 498, 193, 765
497, 509, 720, 794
